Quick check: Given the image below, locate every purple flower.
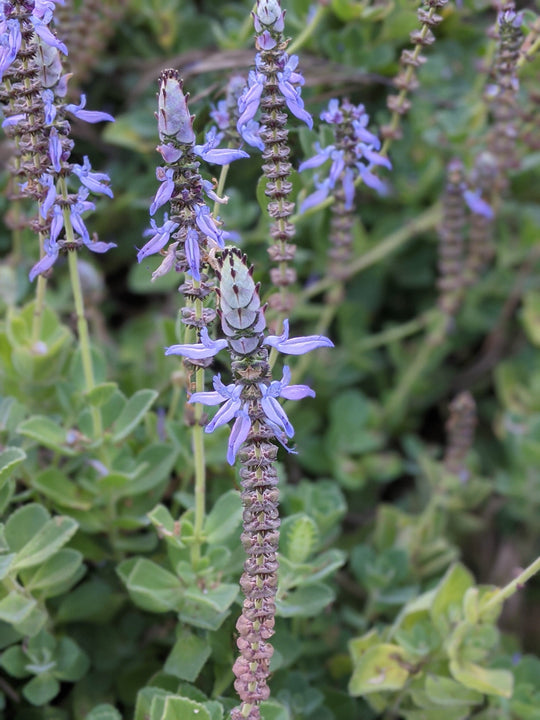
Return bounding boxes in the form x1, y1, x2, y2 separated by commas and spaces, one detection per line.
72, 156, 113, 198
464, 189, 494, 220
0, 18, 21, 80
39, 173, 57, 217
299, 99, 390, 213
164, 327, 228, 360
150, 167, 175, 216
65, 94, 114, 124
240, 119, 264, 151
185, 227, 201, 281
188, 366, 317, 465
202, 179, 227, 205
194, 203, 224, 247
299, 177, 333, 213
41, 89, 57, 123
138, 215, 179, 262
277, 54, 313, 129
190, 376, 244, 431
48, 127, 63, 171
259, 366, 315, 438
210, 99, 230, 131
1, 112, 25, 127
29, 236, 60, 281
237, 69, 265, 131
31, 12, 68, 55
194, 127, 249, 165
264, 319, 334, 355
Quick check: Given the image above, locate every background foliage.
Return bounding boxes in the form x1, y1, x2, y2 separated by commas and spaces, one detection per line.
1, 0, 540, 718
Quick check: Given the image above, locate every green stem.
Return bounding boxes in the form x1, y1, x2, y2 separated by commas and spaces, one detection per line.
186, 286, 207, 568
481, 556, 540, 615
288, 4, 327, 54
356, 311, 433, 352
67, 249, 102, 437
31, 273, 48, 343
382, 313, 448, 427
298, 205, 441, 303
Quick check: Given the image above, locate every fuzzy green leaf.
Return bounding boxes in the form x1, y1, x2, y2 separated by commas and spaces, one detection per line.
349, 644, 410, 695
111, 389, 158, 441
164, 631, 211, 681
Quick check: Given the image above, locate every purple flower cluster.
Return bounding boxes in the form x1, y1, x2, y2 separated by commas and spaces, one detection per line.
165, 245, 333, 465
298, 99, 391, 213
165, 319, 332, 464
138, 70, 248, 281
0, 1, 66, 82
236, 0, 312, 147
1, 1, 116, 280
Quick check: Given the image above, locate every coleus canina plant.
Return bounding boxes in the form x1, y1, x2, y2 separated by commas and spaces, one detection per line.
166, 248, 332, 719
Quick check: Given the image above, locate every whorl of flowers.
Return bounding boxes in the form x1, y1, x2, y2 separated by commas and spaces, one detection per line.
164, 248, 332, 719
485, 3, 524, 191
464, 152, 497, 285
0, 0, 67, 208
0, 0, 116, 278
236, 0, 313, 314
437, 159, 467, 320
443, 390, 477, 482
382, 0, 448, 143
54, 0, 128, 91
298, 98, 390, 278
138, 70, 248, 284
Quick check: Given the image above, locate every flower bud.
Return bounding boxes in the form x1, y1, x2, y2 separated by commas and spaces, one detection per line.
157, 69, 195, 144
254, 0, 284, 32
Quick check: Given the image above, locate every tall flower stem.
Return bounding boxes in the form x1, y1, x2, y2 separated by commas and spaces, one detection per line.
298, 204, 441, 302
190, 293, 207, 568
382, 313, 449, 427
31, 274, 48, 343
481, 556, 540, 615
287, 4, 327, 54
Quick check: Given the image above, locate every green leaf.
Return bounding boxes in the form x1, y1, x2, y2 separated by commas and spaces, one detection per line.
56, 579, 123, 624
153, 695, 211, 720
0, 447, 26, 489
449, 659, 513, 698
55, 637, 90, 681
0, 592, 37, 624
115, 443, 178, 498
521, 290, 540, 346
85, 382, 120, 407
32, 468, 93, 510
164, 631, 211, 681
204, 490, 242, 543
276, 583, 335, 617
20, 548, 84, 596
85, 704, 123, 720
111, 389, 158, 441
260, 700, 290, 720
17, 416, 76, 455
430, 563, 474, 635
11, 515, 78, 570
348, 644, 410, 695
183, 584, 238, 614
425, 674, 483, 706
1, 645, 30, 678
147, 505, 184, 549
118, 558, 183, 612
280, 514, 319, 565
23, 674, 60, 706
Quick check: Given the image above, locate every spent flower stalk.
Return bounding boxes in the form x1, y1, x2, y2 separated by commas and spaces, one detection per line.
237, 0, 313, 316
